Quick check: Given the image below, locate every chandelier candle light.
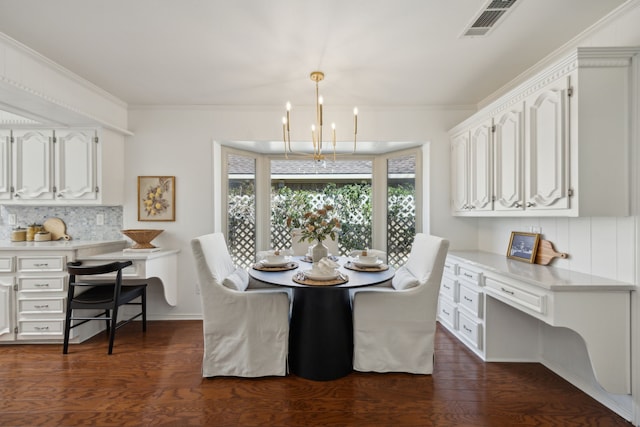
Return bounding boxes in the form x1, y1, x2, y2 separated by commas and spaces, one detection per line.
282, 71, 358, 161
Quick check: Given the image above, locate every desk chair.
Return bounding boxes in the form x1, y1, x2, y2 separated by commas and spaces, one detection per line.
63, 261, 147, 355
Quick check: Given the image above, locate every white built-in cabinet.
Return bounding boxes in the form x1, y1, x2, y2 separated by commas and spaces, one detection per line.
450, 120, 492, 213
0, 256, 14, 342
0, 129, 11, 201
450, 47, 638, 217
0, 128, 123, 205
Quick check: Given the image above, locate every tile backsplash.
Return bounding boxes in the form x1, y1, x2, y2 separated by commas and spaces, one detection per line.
0, 205, 123, 241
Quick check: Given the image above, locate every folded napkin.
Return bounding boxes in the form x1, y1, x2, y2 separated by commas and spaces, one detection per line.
314, 257, 340, 275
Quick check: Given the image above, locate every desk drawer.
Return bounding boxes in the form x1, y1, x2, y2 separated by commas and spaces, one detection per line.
18, 319, 64, 337
18, 256, 65, 272
440, 275, 457, 301
18, 276, 66, 292
485, 276, 546, 314
438, 297, 457, 329
457, 310, 482, 350
443, 259, 457, 276
19, 298, 64, 314
458, 283, 482, 318
458, 265, 482, 285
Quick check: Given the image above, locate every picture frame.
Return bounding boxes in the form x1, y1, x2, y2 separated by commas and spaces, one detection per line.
138, 176, 176, 221
506, 231, 540, 263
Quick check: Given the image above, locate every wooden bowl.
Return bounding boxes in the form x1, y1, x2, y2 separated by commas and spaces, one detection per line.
121, 229, 164, 249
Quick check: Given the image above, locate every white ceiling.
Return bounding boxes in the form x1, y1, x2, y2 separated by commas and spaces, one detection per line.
0, 0, 630, 111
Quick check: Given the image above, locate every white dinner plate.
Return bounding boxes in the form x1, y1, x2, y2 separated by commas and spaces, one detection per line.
353, 259, 383, 268
303, 269, 338, 281
261, 259, 289, 267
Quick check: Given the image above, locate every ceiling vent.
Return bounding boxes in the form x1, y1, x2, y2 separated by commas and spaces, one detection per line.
463, 0, 518, 37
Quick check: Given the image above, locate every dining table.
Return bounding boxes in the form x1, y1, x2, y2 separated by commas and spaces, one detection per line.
248, 255, 395, 381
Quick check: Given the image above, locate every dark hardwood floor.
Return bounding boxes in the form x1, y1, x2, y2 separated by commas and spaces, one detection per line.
0, 320, 631, 427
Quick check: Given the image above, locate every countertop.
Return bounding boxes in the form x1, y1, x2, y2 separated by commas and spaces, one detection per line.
449, 250, 635, 292
0, 240, 127, 251
79, 248, 180, 261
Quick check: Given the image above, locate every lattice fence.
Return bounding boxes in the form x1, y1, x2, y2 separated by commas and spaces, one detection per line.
387, 194, 415, 266
228, 194, 255, 268
229, 189, 415, 268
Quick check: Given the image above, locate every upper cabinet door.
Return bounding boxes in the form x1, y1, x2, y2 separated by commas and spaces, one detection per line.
468, 121, 493, 211
494, 104, 524, 211
12, 130, 54, 201
450, 131, 469, 212
525, 77, 570, 210
55, 130, 97, 201
0, 130, 12, 201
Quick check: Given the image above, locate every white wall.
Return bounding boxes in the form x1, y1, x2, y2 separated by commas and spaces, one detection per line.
125, 106, 475, 319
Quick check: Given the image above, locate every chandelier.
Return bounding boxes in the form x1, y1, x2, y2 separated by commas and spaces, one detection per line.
282, 71, 358, 161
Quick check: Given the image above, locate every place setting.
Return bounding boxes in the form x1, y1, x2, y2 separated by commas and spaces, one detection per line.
252, 249, 299, 271
344, 249, 389, 272
293, 258, 348, 286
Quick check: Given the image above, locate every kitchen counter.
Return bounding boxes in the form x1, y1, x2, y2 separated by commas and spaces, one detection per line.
449, 250, 634, 291
0, 240, 127, 251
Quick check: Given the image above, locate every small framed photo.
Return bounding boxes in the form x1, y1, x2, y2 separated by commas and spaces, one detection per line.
138, 176, 175, 221
507, 231, 540, 263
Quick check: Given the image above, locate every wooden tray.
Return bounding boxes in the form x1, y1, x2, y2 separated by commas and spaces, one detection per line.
535, 240, 568, 265
43, 217, 71, 240
252, 261, 299, 272
293, 272, 348, 286
344, 261, 389, 272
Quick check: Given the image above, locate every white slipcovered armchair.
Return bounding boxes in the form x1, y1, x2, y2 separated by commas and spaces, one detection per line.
191, 233, 290, 377
352, 233, 449, 374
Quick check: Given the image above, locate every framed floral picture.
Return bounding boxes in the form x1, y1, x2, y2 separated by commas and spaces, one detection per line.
138, 176, 176, 221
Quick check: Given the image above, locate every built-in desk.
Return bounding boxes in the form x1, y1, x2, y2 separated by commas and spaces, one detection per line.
77, 249, 180, 306
439, 251, 634, 398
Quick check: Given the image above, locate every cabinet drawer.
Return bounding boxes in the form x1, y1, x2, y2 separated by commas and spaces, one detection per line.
458, 283, 482, 317
17, 256, 65, 272
457, 311, 482, 350
440, 275, 457, 301
443, 259, 457, 276
18, 298, 64, 314
458, 265, 482, 285
18, 276, 66, 292
485, 276, 546, 314
18, 319, 64, 336
0, 256, 14, 273
438, 297, 457, 329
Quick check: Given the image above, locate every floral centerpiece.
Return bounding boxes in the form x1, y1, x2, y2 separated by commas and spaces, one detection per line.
288, 204, 340, 262
290, 204, 341, 243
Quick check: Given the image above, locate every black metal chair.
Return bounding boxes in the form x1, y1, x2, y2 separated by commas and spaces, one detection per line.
63, 260, 147, 355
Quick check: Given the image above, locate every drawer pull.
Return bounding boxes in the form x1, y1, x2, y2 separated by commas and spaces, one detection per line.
34, 326, 49, 331
34, 283, 50, 288
443, 283, 451, 290
463, 273, 473, 278
463, 325, 472, 333
501, 287, 515, 296
33, 263, 50, 267
441, 308, 450, 316
464, 296, 473, 302
34, 305, 49, 309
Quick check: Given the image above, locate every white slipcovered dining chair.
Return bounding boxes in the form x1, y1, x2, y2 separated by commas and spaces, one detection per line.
191, 232, 290, 377
352, 233, 449, 374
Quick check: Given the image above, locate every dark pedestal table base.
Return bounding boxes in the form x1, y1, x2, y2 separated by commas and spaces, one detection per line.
288, 287, 353, 381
